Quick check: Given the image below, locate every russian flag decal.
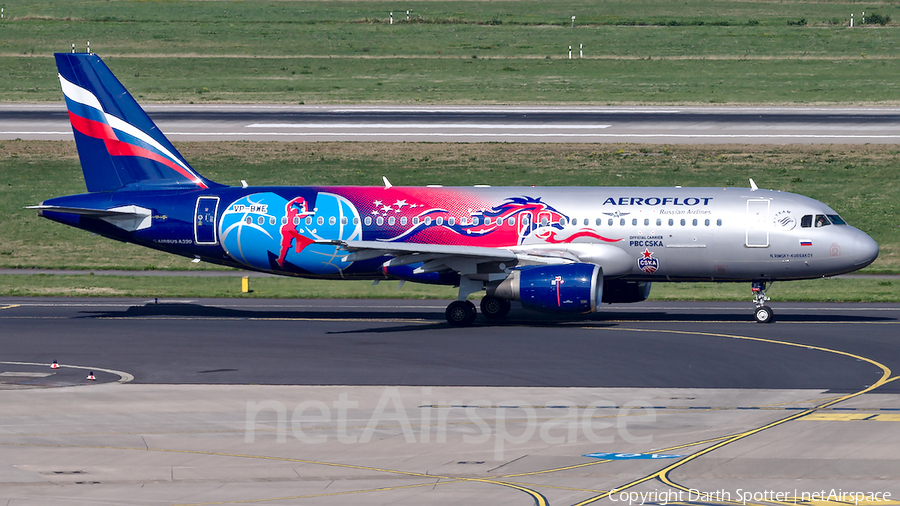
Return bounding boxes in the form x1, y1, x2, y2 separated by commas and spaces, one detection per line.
800, 240, 813, 246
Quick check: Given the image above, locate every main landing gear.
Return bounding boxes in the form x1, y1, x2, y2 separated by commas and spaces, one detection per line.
445, 297, 511, 326
480, 296, 511, 320
445, 300, 477, 326
751, 281, 774, 324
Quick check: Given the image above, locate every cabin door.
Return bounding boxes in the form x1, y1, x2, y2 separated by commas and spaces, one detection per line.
745, 199, 770, 248
194, 196, 220, 245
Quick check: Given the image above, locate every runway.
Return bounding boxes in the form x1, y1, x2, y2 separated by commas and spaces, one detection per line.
4, 104, 900, 143
2, 298, 898, 505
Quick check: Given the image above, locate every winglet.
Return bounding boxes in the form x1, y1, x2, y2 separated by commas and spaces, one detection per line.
749, 178, 759, 191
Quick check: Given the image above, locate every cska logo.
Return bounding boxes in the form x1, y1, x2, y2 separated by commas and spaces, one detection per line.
637, 248, 659, 274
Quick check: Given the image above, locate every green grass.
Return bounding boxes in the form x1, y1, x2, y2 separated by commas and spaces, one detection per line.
2, 0, 899, 104
1, 274, 897, 303
2, 141, 898, 273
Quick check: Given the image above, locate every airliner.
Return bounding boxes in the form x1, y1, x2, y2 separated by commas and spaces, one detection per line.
31, 53, 879, 325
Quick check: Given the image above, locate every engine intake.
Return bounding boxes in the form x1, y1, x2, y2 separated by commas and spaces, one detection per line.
491, 263, 602, 314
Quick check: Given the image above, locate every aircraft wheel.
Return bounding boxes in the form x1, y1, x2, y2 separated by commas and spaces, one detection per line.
446, 300, 477, 326
480, 296, 511, 319
754, 305, 774, 324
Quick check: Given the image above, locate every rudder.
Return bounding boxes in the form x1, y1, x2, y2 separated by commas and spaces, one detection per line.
55, 52, 218, 192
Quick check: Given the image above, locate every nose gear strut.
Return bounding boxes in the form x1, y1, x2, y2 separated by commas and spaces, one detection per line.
751, 281, 774, 323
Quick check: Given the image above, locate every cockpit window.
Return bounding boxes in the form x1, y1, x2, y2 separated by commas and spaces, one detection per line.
827, 214, 847, 225
801, 215, 812, 228
814, 214, 832, 227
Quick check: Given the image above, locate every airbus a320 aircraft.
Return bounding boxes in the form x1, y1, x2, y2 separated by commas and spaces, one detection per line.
32, 53, 879, 325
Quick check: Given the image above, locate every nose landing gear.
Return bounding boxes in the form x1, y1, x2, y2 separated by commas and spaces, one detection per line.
752, 281, 774, 323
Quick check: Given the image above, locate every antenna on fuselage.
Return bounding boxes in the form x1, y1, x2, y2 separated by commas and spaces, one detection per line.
749, 178, 759, 191
382, 176, 393, 189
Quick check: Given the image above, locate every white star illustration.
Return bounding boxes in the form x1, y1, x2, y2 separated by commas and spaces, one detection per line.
393, 199, 408, 209
373, 200, 383, 207
381, 205, 393, 213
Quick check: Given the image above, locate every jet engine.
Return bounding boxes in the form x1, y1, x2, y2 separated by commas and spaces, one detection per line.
490, 263, 602, 314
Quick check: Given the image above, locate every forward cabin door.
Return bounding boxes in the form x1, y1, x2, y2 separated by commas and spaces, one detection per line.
745, 199, 770, 248
194, 196, 220, 245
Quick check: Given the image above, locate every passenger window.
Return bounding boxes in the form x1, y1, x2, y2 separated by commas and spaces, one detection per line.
425, 217, 432, 225
801, 215, 813, 228
692, 219, 697, 226
583, 218, 589, 226
376, 216, 384, 226
353, 217, 359, 225
448, 217, 455, 226
596, 218, 602, 226
400, 216, 407, 226
365, 216, 372, 226
329, 216, 336, 226
620, 218, 625, 226
656, 219, 662, 226
559, 218, 566, 226
668, 219, 674, 226
436, 217, 444, 226
472, 217, 480, 226
704, 219, 710, 226
317, 216, 325, 226
245, 216, 252, 225
680, 219, 685, 226
281, 216, 287, 225
632, 219, 638, 226
386, 216, 394, 226
608, 219, 614, 226
257, 216, 265, 225
305, 216, 313, 226
717, 219, 722, 226
269, 216, 276, 225
412, 217, 419, 225
644, 219, 649, 226
540, 217, 549, 226
341, 216, 348, 225
508, 217, 515, 226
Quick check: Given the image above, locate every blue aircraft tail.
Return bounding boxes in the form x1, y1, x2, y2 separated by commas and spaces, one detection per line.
55, 52, 220, 192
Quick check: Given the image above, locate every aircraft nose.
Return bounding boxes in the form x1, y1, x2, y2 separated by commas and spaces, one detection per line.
852, 230, 879, 267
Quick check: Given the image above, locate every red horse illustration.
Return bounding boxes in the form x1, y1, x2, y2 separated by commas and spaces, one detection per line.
277, 197, 315, 267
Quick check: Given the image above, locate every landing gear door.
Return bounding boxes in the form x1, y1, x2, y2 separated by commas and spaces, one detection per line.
194, 196, 220, 245
745, 199, 769, 248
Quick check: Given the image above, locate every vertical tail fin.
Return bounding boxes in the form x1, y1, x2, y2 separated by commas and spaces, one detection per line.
55, 52, 219, 192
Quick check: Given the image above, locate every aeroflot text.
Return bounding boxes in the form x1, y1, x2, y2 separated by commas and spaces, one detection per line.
602, 197, 713, 206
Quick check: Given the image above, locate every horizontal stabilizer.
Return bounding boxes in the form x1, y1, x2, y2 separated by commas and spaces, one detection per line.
27, 204, 152, 232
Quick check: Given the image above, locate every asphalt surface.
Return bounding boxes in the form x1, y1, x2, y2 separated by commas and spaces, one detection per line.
4, 104, 900, 143
2, 298, 897, 391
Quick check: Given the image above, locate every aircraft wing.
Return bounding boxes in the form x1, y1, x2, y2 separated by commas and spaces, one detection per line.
317, 239, 580, 279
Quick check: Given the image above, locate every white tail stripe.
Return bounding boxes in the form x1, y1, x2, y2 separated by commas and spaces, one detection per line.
58, 74, 196, 176
58, 73, 104, 112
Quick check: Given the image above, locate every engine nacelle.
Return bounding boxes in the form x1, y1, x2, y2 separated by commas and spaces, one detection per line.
601, 280, 651, 303
490, 263, 602, 314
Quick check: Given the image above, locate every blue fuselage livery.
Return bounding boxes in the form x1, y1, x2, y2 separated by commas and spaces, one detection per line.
33, 53, 879, 325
